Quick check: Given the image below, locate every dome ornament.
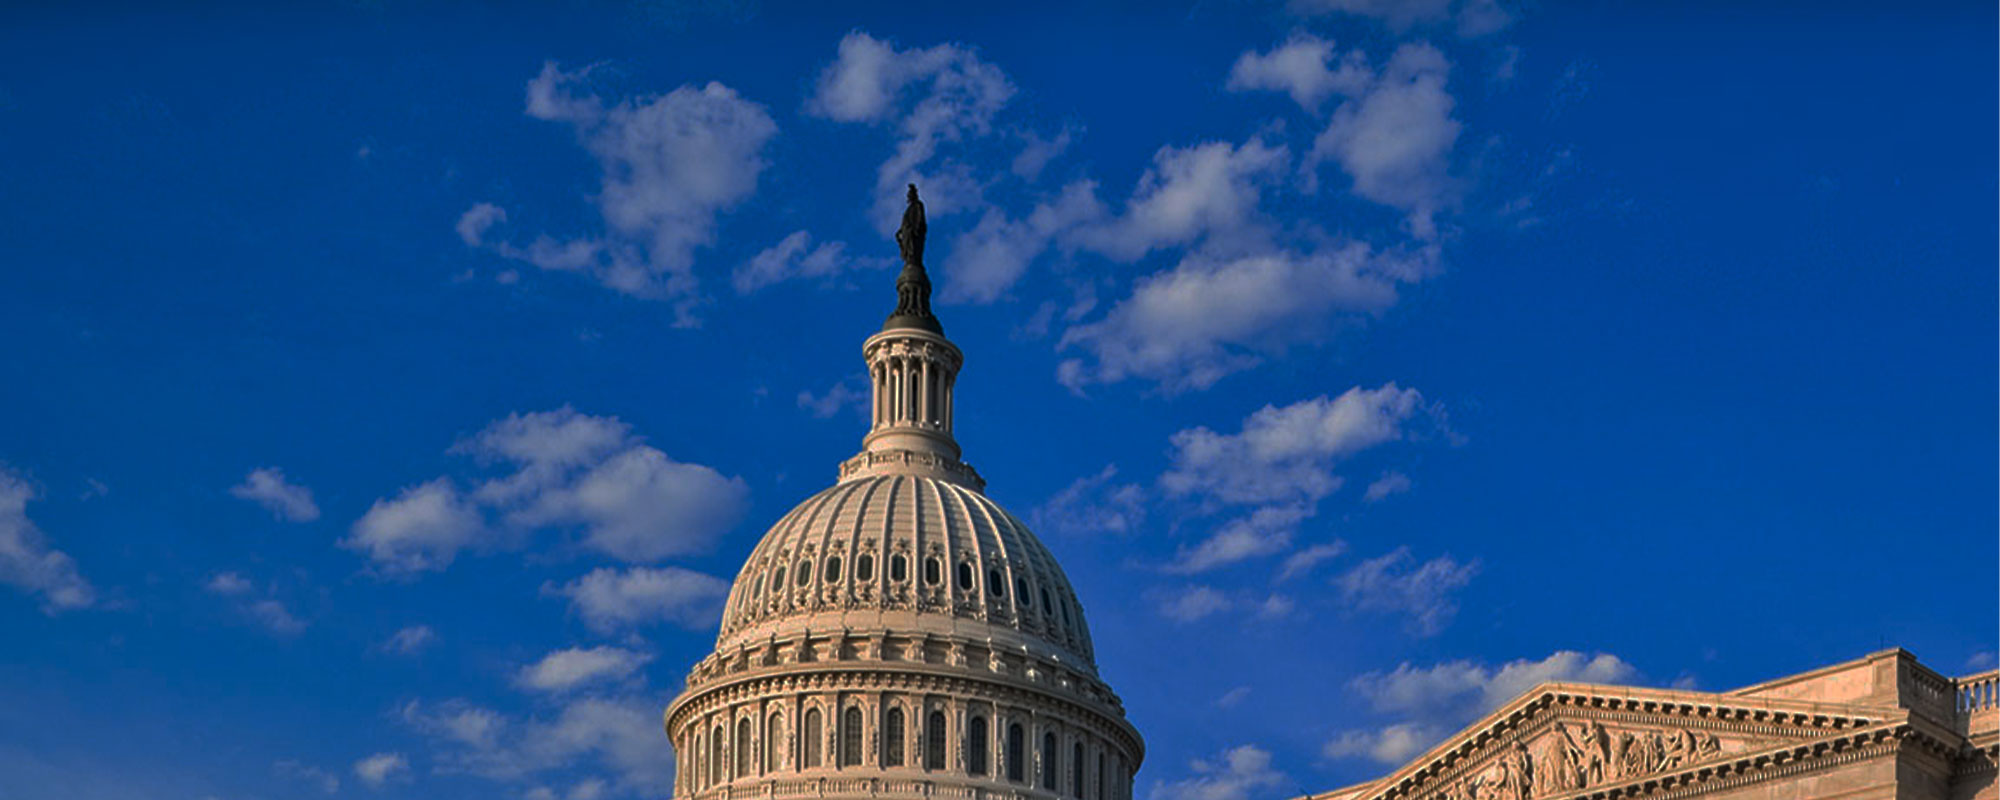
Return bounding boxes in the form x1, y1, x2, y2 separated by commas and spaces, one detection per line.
884, 184, 942, 334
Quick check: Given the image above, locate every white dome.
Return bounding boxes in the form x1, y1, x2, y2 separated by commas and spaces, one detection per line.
716, 473, 1097, 672
665, 189, 1139, 800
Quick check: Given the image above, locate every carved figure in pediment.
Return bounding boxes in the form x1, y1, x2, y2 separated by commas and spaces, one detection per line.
1535, 730, 1582, 794
1502, 742, 1533, 800
1561, 722, 1611, 786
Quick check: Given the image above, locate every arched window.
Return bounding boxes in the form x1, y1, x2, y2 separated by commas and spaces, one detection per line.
857, 554, 875, 581
711, 724, 724, 785
1041, 588, 1053, 614
1061, 598, 1073, 627
797, 560, 812, 586
1072, 742, 1084, 796
883, 708, 905, 767
736, 718, 752, 776
1016, 578, 1031, 607
842, 707, 864, 767
693, 730, 705, 788
825, 556, 842, 582
1007, 723, 1025, 782
988, 569, 1005, 596
956, 562, 975, 591
925, 710, 947, 770
1041, 732, 1058, 789
968, 716, 989, 776
1097, 752, 1106, 800
890, 554, 907, 582
767, 713, 785, 772
772, 567, 785, 593
803, 708, 823, 768
924, 557, 941, 585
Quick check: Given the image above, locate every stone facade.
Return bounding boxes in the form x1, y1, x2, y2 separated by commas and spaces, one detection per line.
1302, 649, 1998, 800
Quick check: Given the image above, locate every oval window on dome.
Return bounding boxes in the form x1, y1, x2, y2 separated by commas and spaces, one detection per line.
1040, 588, 1053, 613
924, 557, 941, 585
1016, 578, 1031, 607
956, 562, 975, 591
856, 554, 875, 581
1061, 598, 1073, 627
772, 567, 786, 592
825, 556, 842, 582
891, 554, 908, 582
988, 569, 1004, 597
797, 560, 812, 586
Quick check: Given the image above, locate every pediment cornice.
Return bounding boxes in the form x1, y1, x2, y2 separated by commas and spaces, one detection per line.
1340, 681, 1903, 800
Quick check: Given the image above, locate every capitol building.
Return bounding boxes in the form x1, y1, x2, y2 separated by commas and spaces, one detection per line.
663, 188, 1998, 800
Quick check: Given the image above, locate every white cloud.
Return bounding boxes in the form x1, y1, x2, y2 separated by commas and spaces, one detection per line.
1335, 547, 1478, 635
346, 478, 487, 574
940, 179, 1105, 304
797, 378, 866, 419
807, 31, 1016, 232
1325, 651, 1638, 766
230, 467, 321, 522
1226, 33, 1370, 112
1075, 140, 1288, 262
247, 598, 307, 637
1363, 471, 1413, 502
551, 566, 730, 633
1322, 722, 1439, 765
204, 571, 254, 596
462, 63, 778, 317
348, 408, 747, 573
1032, 464, 1146, 536
1351, 650, 1639, 716
1288, 0, 1513, 38
274, 760, 340, 794
1165, 505, 1309, 574
382, 624, 437, 656
517, 646, 652, 694
1276, 540, 1348, 582
1309, 43, 1461, 238
1058, 244, 1433, 391
1216, 686, 1252, 708
0, 466, 95, 612
353, 752, 409, 789
1011, 127, 1074, 180
1156, 585, 1233, 623
402, 695, 670, 794
733, 230, 888, 293
457, 202, 506, 246
1163, 385, 1437, 506
1149, 745, 1285, 800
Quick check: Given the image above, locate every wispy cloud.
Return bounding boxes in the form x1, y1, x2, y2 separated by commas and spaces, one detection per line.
0, 465, 94, 613
346, 407, 747, 574
459, 63, 778, 322
229, 467, 320, 522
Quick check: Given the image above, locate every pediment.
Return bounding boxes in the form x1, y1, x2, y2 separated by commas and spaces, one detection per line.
1352, 682, 1900, 800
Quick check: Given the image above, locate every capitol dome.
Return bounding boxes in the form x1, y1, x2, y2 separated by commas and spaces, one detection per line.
665, 187, 1142, 800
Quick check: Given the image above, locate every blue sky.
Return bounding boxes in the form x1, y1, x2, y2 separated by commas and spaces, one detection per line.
0, 2, 1994, 799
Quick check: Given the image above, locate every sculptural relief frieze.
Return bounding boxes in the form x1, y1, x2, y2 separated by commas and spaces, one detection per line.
1419, 722, 1736, 800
